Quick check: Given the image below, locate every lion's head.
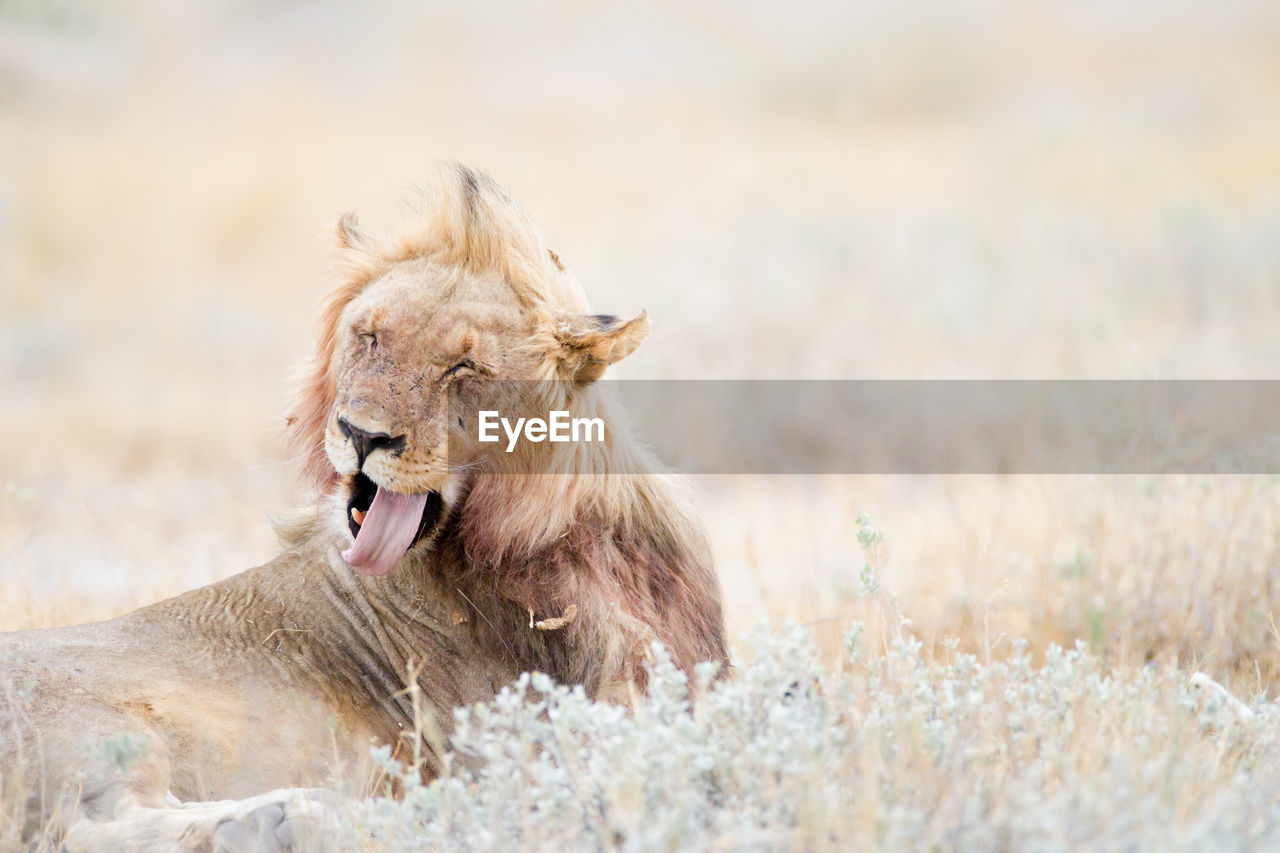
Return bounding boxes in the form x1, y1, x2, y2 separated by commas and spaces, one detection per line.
285, 164, 726, 692
287, 165, 648, 576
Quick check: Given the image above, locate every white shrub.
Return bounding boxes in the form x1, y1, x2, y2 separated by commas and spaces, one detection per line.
356, 625, 1280, 851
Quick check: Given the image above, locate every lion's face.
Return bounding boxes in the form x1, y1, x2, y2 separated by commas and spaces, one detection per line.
321, 257, 648, 576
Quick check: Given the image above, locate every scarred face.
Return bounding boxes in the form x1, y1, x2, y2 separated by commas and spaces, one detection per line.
323, 259, 525, 575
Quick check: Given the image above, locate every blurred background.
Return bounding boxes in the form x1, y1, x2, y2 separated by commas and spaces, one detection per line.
2, 0, 1279, 680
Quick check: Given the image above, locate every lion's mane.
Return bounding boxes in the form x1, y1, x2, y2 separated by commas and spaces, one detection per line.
283, 164, 727, 695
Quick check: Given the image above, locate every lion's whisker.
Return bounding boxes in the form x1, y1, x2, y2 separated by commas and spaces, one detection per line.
456, 587, 518, 665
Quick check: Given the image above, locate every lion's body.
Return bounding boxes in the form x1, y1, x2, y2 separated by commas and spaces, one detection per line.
2, 539, 512, 839
0, 165, 727, 850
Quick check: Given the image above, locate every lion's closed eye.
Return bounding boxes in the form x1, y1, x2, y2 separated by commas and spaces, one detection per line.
443, 360, 472, 377
444, 359, 493, 378
352, 329, 379, 353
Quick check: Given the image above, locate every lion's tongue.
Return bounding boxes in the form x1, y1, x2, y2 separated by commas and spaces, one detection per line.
341, 488, 428, 577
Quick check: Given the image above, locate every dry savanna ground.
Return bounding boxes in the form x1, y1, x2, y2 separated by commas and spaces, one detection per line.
3, 0, 1280, 848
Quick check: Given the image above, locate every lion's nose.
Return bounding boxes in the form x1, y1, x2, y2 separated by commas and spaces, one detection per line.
337, 416, 406, 470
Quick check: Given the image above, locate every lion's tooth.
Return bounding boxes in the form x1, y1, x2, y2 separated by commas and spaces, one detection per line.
352, 508, 366, 526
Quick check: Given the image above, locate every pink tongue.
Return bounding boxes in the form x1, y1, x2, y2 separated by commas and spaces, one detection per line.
341, 488, 429, 577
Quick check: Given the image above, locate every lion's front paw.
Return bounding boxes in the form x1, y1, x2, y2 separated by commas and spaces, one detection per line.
211, 788, 350, 853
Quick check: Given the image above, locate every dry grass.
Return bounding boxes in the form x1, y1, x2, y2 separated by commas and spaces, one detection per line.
707, 475, 1280, 685
2, 0, 1280, 844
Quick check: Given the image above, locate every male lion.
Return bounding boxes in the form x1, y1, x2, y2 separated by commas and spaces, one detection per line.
0, 165, 728, 850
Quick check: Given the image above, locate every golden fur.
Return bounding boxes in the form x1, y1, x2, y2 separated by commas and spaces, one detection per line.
0, 164, 727, 849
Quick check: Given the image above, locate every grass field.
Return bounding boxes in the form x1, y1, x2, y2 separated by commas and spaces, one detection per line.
3, 0, 1280, 847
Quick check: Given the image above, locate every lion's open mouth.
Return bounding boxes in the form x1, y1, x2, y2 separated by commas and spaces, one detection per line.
342, 472, 443, 576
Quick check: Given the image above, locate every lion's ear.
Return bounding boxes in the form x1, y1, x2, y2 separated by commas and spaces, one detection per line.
555, 311, 650, 383
330, 211, 384, 295
335, 212, 372, 253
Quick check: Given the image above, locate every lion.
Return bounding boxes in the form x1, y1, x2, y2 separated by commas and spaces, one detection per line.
0, 164, 728, 850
